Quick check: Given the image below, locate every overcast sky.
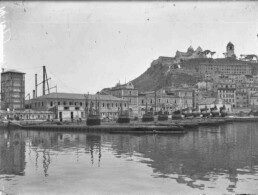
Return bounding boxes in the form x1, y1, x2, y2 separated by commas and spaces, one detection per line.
1, 1, 258, 96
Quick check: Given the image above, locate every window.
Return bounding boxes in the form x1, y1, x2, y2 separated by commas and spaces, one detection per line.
64, 107, 69, 110
103, 103, 105, 107
58, 102, 60, 105
63, 101, 66, 105
50, 101, 53, 106
75, 107, 80, 110
80, 102, 83, 106
125, 103, 126, 107
69, 101, 72, 105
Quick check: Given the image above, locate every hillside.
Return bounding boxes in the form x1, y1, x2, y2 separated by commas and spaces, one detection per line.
131, 57, 258, 91
131, 60, 202, 91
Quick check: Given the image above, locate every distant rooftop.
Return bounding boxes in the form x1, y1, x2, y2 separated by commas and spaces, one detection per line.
2, 69, 25, 74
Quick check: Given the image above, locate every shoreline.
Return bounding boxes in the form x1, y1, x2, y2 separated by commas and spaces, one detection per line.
1, 116, 258, 134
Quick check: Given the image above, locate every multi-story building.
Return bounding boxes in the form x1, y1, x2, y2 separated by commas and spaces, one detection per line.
138, 88, 195, 115
101, 82, 138, 116
1, 69, 25, 110
198, 59, 252, 75
250, 92, 258, 107
31, 92, 129, 121
216, 83, 236, 108
235, 91, 248, 108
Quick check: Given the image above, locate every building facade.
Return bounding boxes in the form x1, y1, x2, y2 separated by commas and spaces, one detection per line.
216, 83, 236, 108
138, 88, 195, 115
31, 92, 129, 121
1, 69, 25, 110
101, 82, 138, 116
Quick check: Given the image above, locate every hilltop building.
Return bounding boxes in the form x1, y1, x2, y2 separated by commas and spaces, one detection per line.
175, 46, 206, 63
1, 69, 25, 110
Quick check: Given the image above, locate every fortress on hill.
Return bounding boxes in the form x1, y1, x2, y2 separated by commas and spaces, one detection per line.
151, 42, 257, 69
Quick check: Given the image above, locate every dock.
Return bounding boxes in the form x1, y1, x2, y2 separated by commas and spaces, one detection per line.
2, 116, 258, 134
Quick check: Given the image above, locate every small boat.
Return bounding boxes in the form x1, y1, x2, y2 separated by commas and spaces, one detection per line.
182, 107, 193, 117
117, 110, 130, 123
142, 113, 154, 122
192, 108, 201, 117
201, 106, 210, 117
172, 110, 183, 120
211, 106, 220, 117
220, 105, 228, 117
87, 114, 101, 126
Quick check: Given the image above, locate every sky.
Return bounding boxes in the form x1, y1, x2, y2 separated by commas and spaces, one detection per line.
0, 1, 258, 96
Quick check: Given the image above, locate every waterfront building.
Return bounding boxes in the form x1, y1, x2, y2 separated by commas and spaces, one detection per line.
0, 109, 55, 120
250, 92, 258, 107
235, 91, 248, 108
101, 82, 138, 117
31, 92, 129, 121
216, 83, 236, 108
1, 69, 25, 110
198, 98, 232, 112
138, 88, 195, 115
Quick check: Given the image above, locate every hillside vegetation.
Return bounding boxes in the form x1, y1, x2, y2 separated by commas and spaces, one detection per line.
131, 62, 202, 91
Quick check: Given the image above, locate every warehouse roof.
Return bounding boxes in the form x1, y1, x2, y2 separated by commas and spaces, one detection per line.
33, 92, 127, 101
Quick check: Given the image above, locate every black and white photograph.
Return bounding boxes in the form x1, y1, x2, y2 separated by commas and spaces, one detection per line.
0, 1, 258, 194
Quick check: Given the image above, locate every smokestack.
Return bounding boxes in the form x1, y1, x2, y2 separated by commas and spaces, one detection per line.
33, 90, 35, 99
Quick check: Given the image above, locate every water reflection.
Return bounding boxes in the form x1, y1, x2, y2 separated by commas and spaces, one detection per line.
0, 130, 26, 176
0, 122, 258, 194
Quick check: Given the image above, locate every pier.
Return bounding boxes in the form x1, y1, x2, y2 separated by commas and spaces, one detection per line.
4, 116, 258, 134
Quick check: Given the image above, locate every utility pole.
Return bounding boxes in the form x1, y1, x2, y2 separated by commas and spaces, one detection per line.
155, 89, 157, 115
35, 74, 37, 98
43, 66, 46, 96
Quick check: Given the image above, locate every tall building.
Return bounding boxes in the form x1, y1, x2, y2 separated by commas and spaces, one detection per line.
1, 69, 25, 110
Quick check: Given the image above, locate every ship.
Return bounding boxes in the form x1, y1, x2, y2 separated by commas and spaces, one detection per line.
86, 95, 101, 126
142, 102, 154, 122
117, 107, 130, 123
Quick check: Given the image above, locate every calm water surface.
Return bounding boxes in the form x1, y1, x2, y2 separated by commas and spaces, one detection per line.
1, 123, 258, 194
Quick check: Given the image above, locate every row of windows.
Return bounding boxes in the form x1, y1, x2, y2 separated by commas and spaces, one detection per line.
44, 101, 127, 108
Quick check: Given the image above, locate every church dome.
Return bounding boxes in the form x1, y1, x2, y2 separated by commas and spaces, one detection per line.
187, 46, 194, 53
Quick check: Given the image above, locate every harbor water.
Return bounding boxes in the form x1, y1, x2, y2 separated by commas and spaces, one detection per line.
0, 122, 258, 194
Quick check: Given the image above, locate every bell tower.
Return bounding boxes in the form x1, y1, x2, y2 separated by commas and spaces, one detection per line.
226, 42, 236, 58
